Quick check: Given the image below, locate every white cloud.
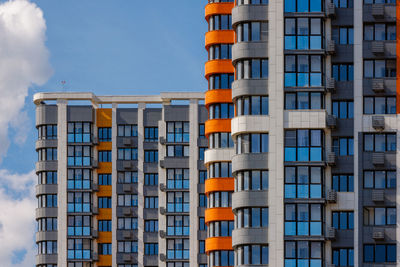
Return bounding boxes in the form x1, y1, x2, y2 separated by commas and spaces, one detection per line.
0, 0, 52, 160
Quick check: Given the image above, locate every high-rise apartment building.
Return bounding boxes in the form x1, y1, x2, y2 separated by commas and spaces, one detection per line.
34, 92, 209, 267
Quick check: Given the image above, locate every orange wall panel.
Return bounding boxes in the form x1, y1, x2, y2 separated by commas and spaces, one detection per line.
205, 30, 235, 49
97, 208, 112, 220
97, 108, 112, 127
205, 89, 232, 107
98, 255, 112, 266
205, 119, 231, 136
205, 178, 234, 195
98, 185, 112, 197
98, 231, 112, 243
205, 237, 233, 253
205, 2, 234, 21
205, 59, 234, 78
98, 142, 112, 151
205, 207, 234, 224
98, 162, 112, 174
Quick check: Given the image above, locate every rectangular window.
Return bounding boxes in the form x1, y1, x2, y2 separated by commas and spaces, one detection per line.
236, 133, 269, 154
284, 130, 323, 161
285, 92, 324, 110
332, 27, 354, 44
236, 170, 269, 191
98, 174, 111, 185
145, 220, 158, 232
199, 171, 207, 184
284, 166, 322, 198
145, 243, 158, 255
332, 137, 354, 156
167, 122, 190, 143
38, 124, 57, 140
117, 241, 138, 253
145, 173, 158, 186
144, 127, 158, 142
117, 171, 138, 184
333, 0, 354, 7
199, 217, 207, 231
118, 148, 138, 160
364, 170, 396, 189
67, 239, 90, 259
38, 171, 58, 185
332, 248, 354, 266
167, 238, 189, 259
117, 124, 138, 137
67, 192, 91, 212
68, 122, 91, 143
363, 133, 396, 152
117, 194, 138, 207
98, 150, 111, 162
98, 127, 111, 142
98, 220, 112, 232
364, 59, 396, 78
364, 244, 396, 262
332, 101, 354, 118
67, 215, 91, 236
285, 204, 322, 236
199, 193, 207, 208
167, 192, 190, 212
144, 150, 158, 162
98, 197, 111, 209
145, 197, 158, 209
364, 207, 396, 226
67, 169, 92, 189
167, 169, 189, 189
332, 211, 354, 229
364, 23, 396, 41
364, 96, 396, 114
332, 174, 354, 192
285, 55, 323, 87
167, 215, 190, 236
284, 0, 322, 12
117, 217, 138, 230
285, 18, 323, 50
199, 124, 205, 138
199, 240, 206, 254
99, 243, 112, 255
67, 146, 91, 166
285, 241, 323, 266
332, 64, 354, 81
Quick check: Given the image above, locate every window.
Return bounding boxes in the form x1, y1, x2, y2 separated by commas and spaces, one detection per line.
236, 0, 268, 5
68, 122, 91, 143
199, 124, 205, 138
209, 44, 232, 60
236, 170, 269, 191
364, 96, 396, 114
99, 243, 112, 255
364, 23, 396, 41
38, 124, 57, 140
67, 169, 92, 189
118, 217, 138, 230
38, 148, 57, 161
284, 0, 322, 12
237, 245, 269, 264
167, 122, 189, 143
199, 240, 206, 254
118, 241, 138, 253
285, 166, 323, 198
167, 169, 189, 189
145, 197, 158, 209
167, 215, 189, 236
199, 171, 207, 184
333, 64, 354, 81
167, 238, 189, 259
209, 133, 234, 149
209, 250, 234, 266
98, 150, 111, 162
118, 124, 138, 137
332, 248, 354, 267
38, 194, 57, 208
37, 218, 58, 231
332, 174, 354, 192
67, 146, 91, 166
332, 27, 354, 45
208, 192, 232, 208
364, 133, 396, 151
236, 133, 269, 154
118, 172, 138, 184
285, 18, 323, 49
284, 130, 323, 161
209, 162, 233, 178
209, 103, 234, 119
68, 215, 91, 236
99, 220, 111, 232
210, 0, 234, 2
364, 207, 396, 225
332, 137, 354, 156
145, 173, 158, 186
118, 194, 138, 207
199, 193, 207, 207
236, 96, 269, 115
38, 171, 57, 185
364, 244, 396, 263
145, 220, 158, 232
285, 92, 324, 109
118, 148, 138, 160
364, 0, 395, 3
144, 127, 158, 142
98, 197, 111, 208
236, 22, 268, 42
166, 263, 189, 267
209, 74, 234, 90
332, 101, 354, 118
98, 127, 111, 142
167, 192, 190, 212
118, 265, 138, 267
208, 15, 232, 31
38, 241, 57, 255
98, 174, 111, 185
285, 241, 323, 267
285, 204, 322, 236
167, 145, 188, 157
145, 243, 158, 255
199, 217, 207, 231
364, 170, 396, 189
67, 239, 90, 259
145, 150, 158, 162
285, 55, 323, 87
332, 211, 354, 229
208, 221, 234, 237
199, 147, 206, 161
236, 59, 268, 79
364, 59, 396, 78
333, 0, 353, 7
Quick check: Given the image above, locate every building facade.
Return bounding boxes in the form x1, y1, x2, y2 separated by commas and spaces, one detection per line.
34, 92, 209, 267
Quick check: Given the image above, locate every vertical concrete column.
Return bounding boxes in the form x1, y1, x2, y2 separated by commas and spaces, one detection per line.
267, 0, 285, 265
396, 116, 400, 266
137, 103, 145, 267
57, 99, 67, 265
111, 103, 118, 267
189, 99, 199, 265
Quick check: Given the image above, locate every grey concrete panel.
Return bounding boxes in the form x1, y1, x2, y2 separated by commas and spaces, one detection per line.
331, 8, 354, 26
116, 137, 138, 148
116, 184, 138, 194
363, 78, 396, 96
162, 157, 189, 168
362, 226, 396, 243
197, 138, 208, 147
197, 160, 206, 170
143, 255, 158, 266
362, 152, 396, 169
143, 209, 158, 220
36, 105, 58, 126
331, 156, 354, 174
36, 231, 58, 242
198, 230, 207, 240
232, 191, 268, 211
232, 228, 268, 247
331, 230, 354, 248
164, 105, 189, 121
144, 108, 162, 127
67, 106, 93, 122
363, 41, 396, 59
199, 105, 208, 123
116, 160, 138, 171
116, 253, 138, 264
143, 142, 158, 150
116, 230, 138, 240
232, 5, 268, 26
36, 254, 57, 265
232, 79, 268, 100
232, 153, 268, 173
36, 161, 58, 173
143, 162, 158, 173
362, 189, 395, 206
35, 184, 58, 196
363, 4, 396, 22
198, 207, 206, 215
198, 254, 208, 264
332, 45, 354, 63
143, 232, 158, 243
117, 108, 138, 124
232, 42, 268, 64
116, 207, 138, 217
143, 185, 158, 196
197, 184, 205, 194
331, 81, 354, 100
331, 119, 354, 137
35, 140, 58, 150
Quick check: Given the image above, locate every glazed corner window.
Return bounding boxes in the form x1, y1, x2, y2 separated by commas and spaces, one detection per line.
236, 96, 269, 115
38, 194, 58, 208
206, 190, 232, 207
236, 22, 268, 42
333, 0, 354, 7
364, 170, 396, 189
209, 103, 234, 119
284, 0, 322, 12
236, 245, 269, 264
38, 171, 58, 185
237, 0, 268, 5
209, 74, 234, 90
284, 130, 323, 162
236, 133, 269, 154
68, 122, 92, 143
38, 148, 58, 161
332, 137, 354, 156
167, 122, 189, 143
332, 174, 354, 192
285, 241, 323, 266
285, 18, 323, 50
38, 124, 57, 140
236, 170, 269, 191
67, 169, 92, 189
98, 127, 111, 142
209, 162, 233, 178
209, 250, 234, 266
333, 248, 354, 266
284, 166, 323, 199
209, 132, 234, 149
67, 146, 91, 166
236, 59, 268, 80
332, 211, 354, 229
364, 96, 396, 114
332, 27, 354, 45
209, 44, 232, 60
333, 64, 354, 81
332, 101, 354, 118
285, 55, 323, 87
117, 124, 138, 137
208, 221, 234, 237
364, 23, 396, 41
364, 244, 396, 263
285, 92, 323, 110
208, 15, 232, 31
363, 133, 396, 152
364, 59, 396, 78
285, 204, 322, 236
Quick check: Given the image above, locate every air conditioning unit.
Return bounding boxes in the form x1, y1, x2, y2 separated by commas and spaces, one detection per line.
123, 184, 132, 193
372, 79, 385, 92
159, 230, 166, 238
372, 116, 385, 130
160, 207, 166, 215
159, 183, 166, 192
372, 152, 385, 166
326, 2, 335, 17
123, 137, 132, 146
123, 231, 133, 239
123, 254, 133, 262
372, 190, 385, 202
326, 78, 336, 92
92, 136, 99, 145
326, 115, 337, 129
326, 152, 336, 166
92, 230, 98, 238
372, 41, 384, 55
123, 207, 133, 216
326, 190, 337, 203
326, 40, 336, 54
159, 137, 166, 145
372, 4, 384, 18
372, 228, 385, 240
92, 160, 99, 169
92, 183, 99, 192
160, 253, 166, 262
92, 206, 99, 215
123, 161, 132, 169
326, 227, 336, 240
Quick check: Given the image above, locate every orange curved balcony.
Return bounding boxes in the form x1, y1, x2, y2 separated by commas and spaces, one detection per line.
205, 2, 234, 21
205, 178, 234, 196
205, 89, 232, 107
206, 236, 233, 253
205, 118, 231, 137
205, 30, 235, 50
205, 59, 234, 79
205, 207, 234, 224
